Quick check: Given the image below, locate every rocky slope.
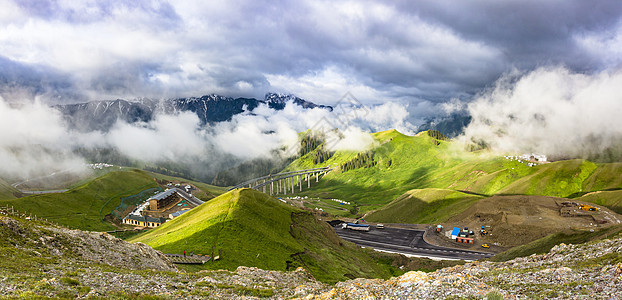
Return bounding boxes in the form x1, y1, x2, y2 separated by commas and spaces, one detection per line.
304, 236, 622, 299
2, 212, 621, 299
0, 215, 177, 269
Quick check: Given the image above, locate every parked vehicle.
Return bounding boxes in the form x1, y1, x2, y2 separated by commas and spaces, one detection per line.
342, 223, 370, 232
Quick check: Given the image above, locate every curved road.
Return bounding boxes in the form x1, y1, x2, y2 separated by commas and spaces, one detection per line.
11, 169, 77, 195
334, 225, 493, 261
17, 189, 69, 195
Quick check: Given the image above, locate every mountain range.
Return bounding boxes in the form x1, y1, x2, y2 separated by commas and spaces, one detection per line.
55, 93, 333, 132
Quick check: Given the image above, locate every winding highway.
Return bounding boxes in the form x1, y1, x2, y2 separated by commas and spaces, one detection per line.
334, 225, 494, 261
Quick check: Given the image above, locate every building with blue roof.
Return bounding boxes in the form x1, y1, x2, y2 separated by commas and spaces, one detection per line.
451, 227, 460, 239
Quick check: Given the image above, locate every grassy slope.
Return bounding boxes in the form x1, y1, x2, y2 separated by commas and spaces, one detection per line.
496, 159, 596, 197
291, 130, 523, 208
0, 178, 18, 200
365, 188, 483, 224
582, 162, 622, 192
293, 130, 462, 206
131, 188, 396, 283
285, 130, 622, 215
132, 189, 302, 269
0, 169, 158, 231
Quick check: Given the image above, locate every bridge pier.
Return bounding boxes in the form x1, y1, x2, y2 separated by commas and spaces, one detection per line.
229, 167, 333, 196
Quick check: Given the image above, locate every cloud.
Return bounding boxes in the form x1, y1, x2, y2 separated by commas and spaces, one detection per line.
106, 112, 208, 162
575, 20, 622, 68
0, 88, 419, 181
209, 100, 414, 158
330, 127, 377, 151
459, 66, 622, 160
2, 0, 619, 109
0, 97, 86, 179
403, 0, 622, 70
2, 0, 622, 178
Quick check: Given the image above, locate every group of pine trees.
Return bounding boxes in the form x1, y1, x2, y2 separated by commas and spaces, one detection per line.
427, 130, 449, 145
313, 145, 332, 164
340, 151, 376, 172
298, 133, 325, 157
298, 132, 334, 164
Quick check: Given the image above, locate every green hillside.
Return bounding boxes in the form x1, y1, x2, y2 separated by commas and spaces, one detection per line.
0, 169, 158, 231
283, 130, 622, 216
0, 178, 18, 200
131, 188, 398, 283
289, 130, 468, 207
582, 162, 622, 192
496, 159, 596, 197
365, 188, 483, 224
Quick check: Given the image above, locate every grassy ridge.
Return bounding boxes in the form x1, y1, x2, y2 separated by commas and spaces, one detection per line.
133, 189, 302, 270
294, 130, 459, 207
497, 159, 596, 197
0, 178, 18, 200
0, 169, 228, 231
365, 188, 483, 224
285, 130, 622, 215
0, 169, 158, 231
131, 188, 397, 283
582, 162, 622, 192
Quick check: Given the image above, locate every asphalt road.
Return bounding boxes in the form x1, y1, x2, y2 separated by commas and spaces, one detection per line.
334, 225, 494, 261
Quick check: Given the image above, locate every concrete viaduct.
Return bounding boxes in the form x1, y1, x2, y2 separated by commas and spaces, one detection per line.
229, 166, 334, 195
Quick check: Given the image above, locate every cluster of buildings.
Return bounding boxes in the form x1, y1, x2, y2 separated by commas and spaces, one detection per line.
449, 227, 475, 244
121, 186, 204, 228
86, 163, 114, 169
504, 153, 548, 167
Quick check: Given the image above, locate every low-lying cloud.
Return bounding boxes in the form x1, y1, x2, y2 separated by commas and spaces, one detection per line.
460, 66, 622, 161
0, 98, 86, 179
107, 112, 208, 162
0, 94, 418, 181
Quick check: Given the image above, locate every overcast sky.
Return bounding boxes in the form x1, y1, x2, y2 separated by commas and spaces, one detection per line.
1, 0, 621, 107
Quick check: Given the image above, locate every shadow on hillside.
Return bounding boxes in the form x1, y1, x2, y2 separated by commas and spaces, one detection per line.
302, 165, 435, 206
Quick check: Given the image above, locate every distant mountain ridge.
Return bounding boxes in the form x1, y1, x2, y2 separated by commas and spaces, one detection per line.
417, 113, 472, 138
55, 93, 332, 131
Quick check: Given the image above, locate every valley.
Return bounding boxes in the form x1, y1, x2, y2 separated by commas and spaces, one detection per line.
4, 2, 622, 298
1, 128, 622, 298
